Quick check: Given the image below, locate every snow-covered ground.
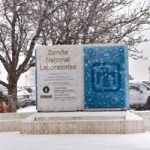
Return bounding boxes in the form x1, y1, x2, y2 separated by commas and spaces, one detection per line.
14, 106, 150, 150
17, 106, 37, 113
0, 132, 150, 150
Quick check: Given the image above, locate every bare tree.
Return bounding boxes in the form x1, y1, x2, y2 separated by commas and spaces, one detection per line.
0, 0, 150, 111
42, 0, 150, 59
0, 0, 66, 111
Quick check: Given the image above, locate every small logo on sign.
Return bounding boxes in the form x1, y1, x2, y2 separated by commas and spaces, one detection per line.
43, 86, 50, 93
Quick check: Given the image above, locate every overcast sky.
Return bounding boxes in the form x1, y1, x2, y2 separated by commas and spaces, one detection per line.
129, 41, 150, 81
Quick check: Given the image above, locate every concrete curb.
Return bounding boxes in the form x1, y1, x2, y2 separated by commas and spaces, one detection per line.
133, 111, 150, 131
0, 113, 34, 132
0, 111, 146, 134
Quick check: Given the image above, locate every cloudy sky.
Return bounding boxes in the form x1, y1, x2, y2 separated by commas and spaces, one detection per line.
129, 40, 150, 81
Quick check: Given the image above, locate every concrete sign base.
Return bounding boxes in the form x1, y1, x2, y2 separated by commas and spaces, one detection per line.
20, 111, 144, 134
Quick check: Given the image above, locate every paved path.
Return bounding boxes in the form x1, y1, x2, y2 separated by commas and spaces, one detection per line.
0, 132, 150, 150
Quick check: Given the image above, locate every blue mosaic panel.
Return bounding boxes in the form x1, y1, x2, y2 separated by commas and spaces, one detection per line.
84, 45, 129, 109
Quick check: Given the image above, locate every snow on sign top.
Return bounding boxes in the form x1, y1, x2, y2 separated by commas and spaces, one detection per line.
35, 44, 129, 112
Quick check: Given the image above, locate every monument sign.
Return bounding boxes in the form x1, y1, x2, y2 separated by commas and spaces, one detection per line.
36, 45, 129, 111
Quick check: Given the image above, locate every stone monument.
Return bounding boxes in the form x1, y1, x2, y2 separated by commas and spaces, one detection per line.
36, 44, 128, 111
19, 44, 144, 134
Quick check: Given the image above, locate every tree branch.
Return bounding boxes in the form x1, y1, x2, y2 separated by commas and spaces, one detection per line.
0, 80, 8, 88
0, 54, 11, 74
3, 6, 12, 25
0, 33, 11, 63
11, 5, 17, 66
16, 8, 47, 77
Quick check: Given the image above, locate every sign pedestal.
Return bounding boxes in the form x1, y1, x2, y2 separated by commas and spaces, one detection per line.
21, 111, 144, 134
30, 44, 138, 134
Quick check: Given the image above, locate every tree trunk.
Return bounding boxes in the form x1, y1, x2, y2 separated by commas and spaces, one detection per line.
8, 83, 17, 112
